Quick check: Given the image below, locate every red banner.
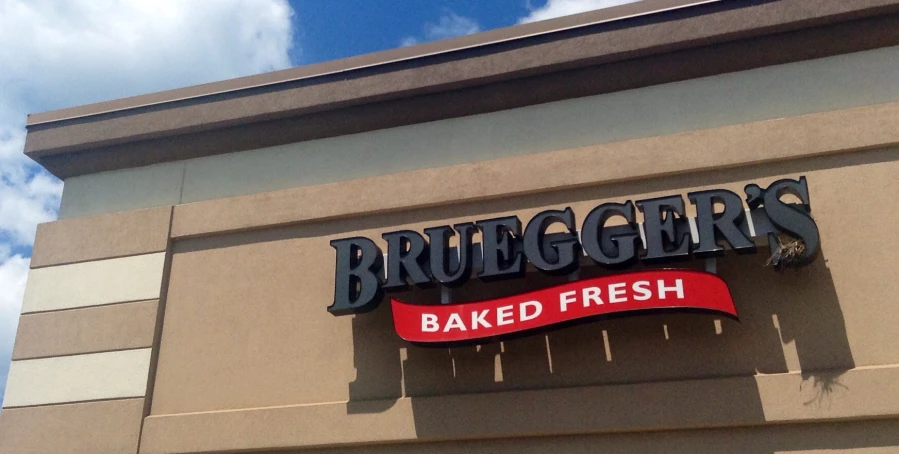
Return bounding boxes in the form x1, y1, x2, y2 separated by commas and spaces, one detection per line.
391, 270, 736, 345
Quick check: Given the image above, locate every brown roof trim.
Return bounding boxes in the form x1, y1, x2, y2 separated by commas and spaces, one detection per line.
25, 0, 714, 126
24, 0, 899, 179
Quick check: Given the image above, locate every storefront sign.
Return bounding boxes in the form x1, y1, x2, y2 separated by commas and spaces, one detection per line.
391, 270, 735, 344
329, 177, 820, 345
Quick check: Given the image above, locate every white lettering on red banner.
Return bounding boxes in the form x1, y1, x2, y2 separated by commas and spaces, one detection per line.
391, 270, 736, 345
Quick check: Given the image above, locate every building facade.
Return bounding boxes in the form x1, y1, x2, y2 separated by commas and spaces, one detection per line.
2, 0, 899, 452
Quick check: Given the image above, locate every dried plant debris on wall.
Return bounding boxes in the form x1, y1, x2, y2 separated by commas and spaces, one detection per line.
766, 237, 809, 271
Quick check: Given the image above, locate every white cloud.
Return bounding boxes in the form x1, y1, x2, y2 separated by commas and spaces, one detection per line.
400, 10, 481, 47
400, 36, 420, 47
0, 128, 63, 248
519, 0, 642, 23
0, 0, 295, 408
424, 11, 481, 40
0, 251, 28, 407
0, 0, 295, 124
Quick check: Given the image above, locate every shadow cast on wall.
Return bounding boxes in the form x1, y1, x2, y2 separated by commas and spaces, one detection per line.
336, 246, 863, 453
338, 149, 889, 446
345, 246, 854, 420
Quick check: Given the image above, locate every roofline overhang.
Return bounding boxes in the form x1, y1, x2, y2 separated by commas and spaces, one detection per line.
26, 0, 718, 127
23, 0, 899, 179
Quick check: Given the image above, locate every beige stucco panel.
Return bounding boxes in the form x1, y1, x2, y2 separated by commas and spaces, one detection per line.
3, 348, 152, 408
58, 160, 184, 219
21, 252, 166, 313
313, 418, 899, 454
30, 206, 172, 268
151, 147, 898, 418
12, 300, 158, 360
0, 398, 144, 454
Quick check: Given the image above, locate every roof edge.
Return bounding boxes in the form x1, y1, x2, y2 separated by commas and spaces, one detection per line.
24, 0, 899, 179
25, 0, 714, 126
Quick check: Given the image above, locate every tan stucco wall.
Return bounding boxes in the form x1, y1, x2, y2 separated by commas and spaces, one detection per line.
154, 151, 895, 410
5, 49, 899, 454
5, 104, 898, 453
139, 141, 898, 452
313, 419, 899, 454
0, 209, 172, 453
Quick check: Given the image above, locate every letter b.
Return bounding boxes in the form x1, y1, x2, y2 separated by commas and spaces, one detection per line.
422, 314, 439, 332
329, 237, 384, 315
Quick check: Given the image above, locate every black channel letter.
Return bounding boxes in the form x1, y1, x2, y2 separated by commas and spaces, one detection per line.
425, 223, 477, 286
329, 237, 384, 315
523, 208, 580, 275
636, 195, 691, 263
581, 201, 640, 268
476, 216, 526, 281
749, 176, 820, 265
382, 230, 431, 290
688, 189, 756, 257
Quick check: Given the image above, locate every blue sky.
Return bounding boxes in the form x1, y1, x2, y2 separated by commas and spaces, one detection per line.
0, 0, 638, 408
291, 0, 531, 64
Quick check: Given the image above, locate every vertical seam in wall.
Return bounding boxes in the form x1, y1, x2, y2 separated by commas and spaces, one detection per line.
178, 163, 187, 204
135, 205, 175, 454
